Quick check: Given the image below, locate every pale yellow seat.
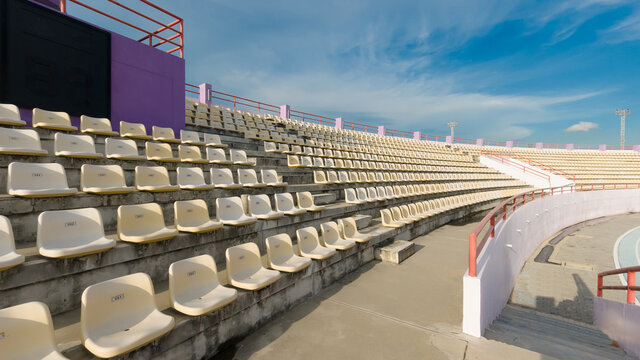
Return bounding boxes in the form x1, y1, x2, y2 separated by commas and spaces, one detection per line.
296, 226, 336, 260
204, 133, 227, 148
274, 193, 307, 216
210, 168, 243, 189
400, 205, 422, 222
54, 132, 102, 158
380, 209, 404, 228
146, 142, 179, 162
261, 169, 287, 186
226, 242, 280, 290
246, 194, 284, 220
177, 167, 214, 190
216, 197, 257, 226
0, 103, 26, 126
180, 130, 205, 145
392, 207, 413, 224
81, 273, 175, 358
120, 121, 152, 140
238, 169, 267, 188
117, 203, 178, 243
0, 215, 25, 271
174, 199, 222, 233
179, 145, 208, 163
297, 191, 325, 211
345, 188, 365, 204
265, 233, 312, 272
230, 149, 255, 166
152, 125, 180, 143
320, 221, 356, 250
0, 301, 67, 359
37, 208, 116, 258
32, 108, 77, 131
338, 217, 371, 243
287, 155, 303, 167
7, 162, 77, 197
0, 128, 48, 155
206, 147, 233, 164
80, 115, 117, 136
105, 138, 145, 160
135, 166, 179, 192
169, 254, 237, 316
81, 164, 134, 194
264, 141, 278, 153
313, 170, 331, 185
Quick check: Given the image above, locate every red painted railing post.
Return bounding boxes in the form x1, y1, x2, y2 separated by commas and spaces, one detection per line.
60, 0, 67, 13
490, 216, 495, 237
523, 194, 526, 204
503, 204, 507, 220
628, 271, 636, 304
469, 233, 477, 277
597, 275, 603, 297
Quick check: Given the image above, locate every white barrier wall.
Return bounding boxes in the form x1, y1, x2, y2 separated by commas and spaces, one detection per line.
480, 156, 574, 189
594, 297, 640, 358
463, 189, 640, 337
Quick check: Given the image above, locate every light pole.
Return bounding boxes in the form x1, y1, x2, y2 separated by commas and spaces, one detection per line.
616, 109, 630, 147
448, 122, 458, 138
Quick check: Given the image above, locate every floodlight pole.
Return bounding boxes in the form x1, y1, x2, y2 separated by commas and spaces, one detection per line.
616, 109, 630, 147
448, 122, 458, 138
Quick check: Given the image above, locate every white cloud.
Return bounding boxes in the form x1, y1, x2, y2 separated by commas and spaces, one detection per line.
565, 121, 599, 132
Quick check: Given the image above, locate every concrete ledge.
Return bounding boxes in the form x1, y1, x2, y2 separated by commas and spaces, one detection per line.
375, 240, 415, 264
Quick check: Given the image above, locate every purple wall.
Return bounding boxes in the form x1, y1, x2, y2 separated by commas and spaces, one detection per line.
110, 32, 185, 133
30, 0, 59, 10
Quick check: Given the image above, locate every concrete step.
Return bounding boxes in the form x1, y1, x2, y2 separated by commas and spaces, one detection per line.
374, 240, 415, 264
500, 305, 607, 340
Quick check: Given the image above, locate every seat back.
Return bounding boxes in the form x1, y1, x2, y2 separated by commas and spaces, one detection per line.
179, 145, 204, 160
146, 142, 174, 158
287, 155, 300, 166
135, 166, 172, 187
203, 133, 223, 146
230, 149, 248, 162
33, 108, 71, 127
81, 164, 127, 189
118, 203, 166, 237
261, 169, 280, 184
81, 115, 113, 133
105, 138, 140, 157
206, 147, 227, 162
152, 126, 176, 140
0, 215, 17, 256
180, 130, 201, 143
345, 188, 359, 203
247, 194, 273, 216
338, 217, 358, 238
296, 226, 321, 254
356, 188, 368, 201
210, 168, 236, 186
320, 221, 343, 246
120, 121, 148, 137
169, 254, 220, 302
265, 234, 295, 265
0, 301, 61, 358
296, 192, 315, 208
8, 162, 69, 191
0, 103, 21, 121
216, 197, 246, 221
177, 167, 207, 186
174, 199, 210, 227
54, 132, 97, 154
238, 169, 259, 184
274, 193, 296, 212
0, 128, 43, 151
226, 242, 263, 280
38, 208, 105, 248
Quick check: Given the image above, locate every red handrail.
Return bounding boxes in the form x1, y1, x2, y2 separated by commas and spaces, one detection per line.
386, 128, 413, 138
60, 0, 184, 58
208, 89, 280, 115
185, 83, 199, 96
481, 151, 551, 185
289, 109, 336, 126
343, 121, 378, 133
598, 266, 640, 304
508, 153, 576, 182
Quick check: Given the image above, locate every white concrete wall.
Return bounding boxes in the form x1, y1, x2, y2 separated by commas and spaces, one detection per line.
480, 155, 574, 189
463, 189, 640, 337
594, 297, 640, 358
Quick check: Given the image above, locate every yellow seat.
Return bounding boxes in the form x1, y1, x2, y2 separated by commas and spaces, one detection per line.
203, 133, 227, 148
261, 169, 287, 186
180, 130, 205, 145
345, 188, 366, 204
152, 125, 180, 143
32, 108, 77, 131
135, 166, 179, 192
296, 226, 336, 260
54, 132, 102, 158
37, 208, 116, 258
80, 115, 118, 136
265, 233, 312, 272
210, 168, 243, 189
0, 215, 25, 271
177, 167, 214, 190
169, 254, 237, 316
120, 121, 152, 140
7, 162, 77, 197
146, 142, 179, 162
230, 149, 256, 166
216, 197, 257, 226
174, 199, 223, 233
179, 144, 208, 163
338, 217, 371, 243
206, 147, 233, 164
226, 242, 280, 290
297, 191, 325, 211
81, 164, 134, 194
246, 194, 284, 220
0, 103, 26, 126
117, 203, 178, 243
0, 128, 48, 156
81, 273, 175, 358
274, 193, 307, 216
320, 221, 356, 250
380, 209, 404, 228
105, 138, 145, 160
0, 301, 67, 359
238, 169, 267, 188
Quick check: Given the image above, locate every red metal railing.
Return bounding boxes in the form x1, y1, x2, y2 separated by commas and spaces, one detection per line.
481, 151, 551, 185
185, 83, 199, 96
484, 140, 507, 147
343, 120, 378, 133
598, 266, 640, 304
422, 134, 448, 142
543, 143, 564, 149
508, 153, 576, 182
574, 144, 601, 150
513, 141, 536, 148
60, 0, 184, 58
453, 137, 475, 144
289, 109, 335, 126
386, 128, 413, 138
208, 89, 280, 115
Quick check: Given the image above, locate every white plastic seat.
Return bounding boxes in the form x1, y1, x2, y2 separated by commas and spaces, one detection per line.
216, 197, 257, 226
287, 155, 303, 167
230, 149, 255, 166
380, 209, 404, 228
54, 132, 102, 158
261, 169, 287, 186
174, 199, 223, 233
246, 194, 284, 220
204, 133, 227, 148
264, 141, 278, 153
0, 103, 26, 126
179, 145, 208, 163
32, 108, 77, 131
297, 192, 325, 211
37, 208, 116, 258
81, 273, 175, 358
177, 167, 214, 190
120, 121, 152, 140
320, 221, 356, 250
392, 207, 413, 224
180, 130, 205, 145
314, 170, 331, 185
238, 169, 267, 188
338, 217, 371, 243
226, 242, 281, 290
135, 166, 179, 192
81, 164, 134, 194
206, 147, 232, 164
210, 168, 243, 189
265, 233, 312, 272
80, 115, 118, 136
0, 215, 25, 271
105, 138, 145, 160
117, 203, 178, 243
7, 162, 77, 197
152, 126, 180, 143
274, 193, 307, 216
345, 188, 365, 204
0, 128, 48, 155
0, 301, 67, 359
296, 226, 336, 260
169, 254, 237, 316
146, 142, 179, 162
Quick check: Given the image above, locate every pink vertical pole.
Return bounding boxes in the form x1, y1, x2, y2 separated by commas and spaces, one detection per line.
628, 271, 636, 304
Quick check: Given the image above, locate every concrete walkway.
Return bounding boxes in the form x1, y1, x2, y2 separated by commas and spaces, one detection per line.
216, 214, 554, 360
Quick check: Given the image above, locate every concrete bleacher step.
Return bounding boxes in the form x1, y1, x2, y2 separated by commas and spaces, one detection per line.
486, 305, 633, 360
374, 240, 415, 264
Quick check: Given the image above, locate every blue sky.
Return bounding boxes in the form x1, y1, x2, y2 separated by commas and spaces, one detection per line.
68, 0, 640, 145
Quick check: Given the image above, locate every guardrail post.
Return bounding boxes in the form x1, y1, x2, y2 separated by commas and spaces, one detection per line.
378, 126, 386, 137
280, 105, 290, 120
503, 204, 507, 220
597, 275, 603, 297
198, 83, 212, 105
599, 144, 607, 151
476, 138, 484, 146
566, 143, 573, 151
60, 0, 67, 13
413, 131, 421, 140
627, 271, 636, 304
469, 234, 477, 277
634, 145, 640, 152
445, 136, 453, 144
335, 117, 344, 129
490, 216, 495, 237
506, 140, 513, 148
535, 142, 543, 149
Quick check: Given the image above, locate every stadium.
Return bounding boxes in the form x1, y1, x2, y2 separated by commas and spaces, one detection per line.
0, 0, 639, 359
